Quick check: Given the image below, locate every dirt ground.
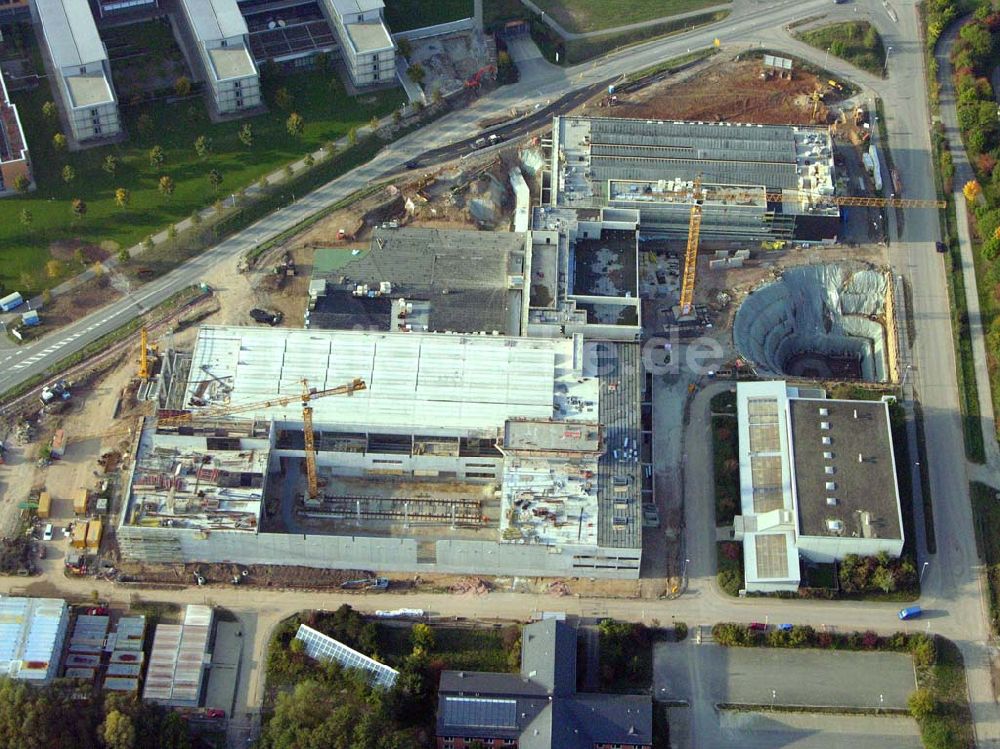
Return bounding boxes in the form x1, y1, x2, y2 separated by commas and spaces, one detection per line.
36, 273, 124, 331
598, 57, 836, 125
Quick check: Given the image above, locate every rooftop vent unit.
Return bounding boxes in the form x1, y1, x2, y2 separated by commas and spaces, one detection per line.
818, 407, 829, 416
823, 451, 833, 459
826, 519, 844, 532
825, 466, 835, 475
820, 421, 831, 430
825, 481, 836, 491
822, 436, 832, 445
826, 497, 837, 506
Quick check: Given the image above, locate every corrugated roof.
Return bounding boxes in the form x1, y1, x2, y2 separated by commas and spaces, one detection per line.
35, 0, 106, 68
182, 328, 576, 436
328, 0, 384, 16
0, 597, 67, 680
142, 605, 212, 705
178, 0, 247, 41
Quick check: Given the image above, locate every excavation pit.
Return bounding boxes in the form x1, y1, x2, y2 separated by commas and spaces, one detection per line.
732, 263, 894, 383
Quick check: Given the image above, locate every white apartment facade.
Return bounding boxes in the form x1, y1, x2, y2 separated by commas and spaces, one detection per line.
33, 0, 121, 142
177, 0, 261, 115
323, 0, 395, 87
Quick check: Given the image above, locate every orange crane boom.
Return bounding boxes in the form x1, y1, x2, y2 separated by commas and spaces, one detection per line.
158, 377, 366, 502
678, 178, 703, 317
677, 187, 945, 317
158, 377, 366, 427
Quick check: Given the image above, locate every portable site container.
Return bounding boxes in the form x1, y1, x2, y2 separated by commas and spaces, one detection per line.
73, 489, 88, 515
85, 520, 102, 551
50, 429, 67, 459
0, 291, 23, 312
71, 523, 88, 549
37, 492, 51, 519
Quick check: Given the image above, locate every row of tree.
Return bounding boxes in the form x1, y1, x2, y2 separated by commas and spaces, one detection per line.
0, 679, 192, 749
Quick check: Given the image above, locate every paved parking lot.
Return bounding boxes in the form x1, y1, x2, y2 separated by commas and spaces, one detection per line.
667, 707, 922, 749
655, 642, 916, 709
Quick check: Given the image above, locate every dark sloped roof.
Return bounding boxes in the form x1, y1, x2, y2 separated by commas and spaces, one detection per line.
520, 619, 576, 697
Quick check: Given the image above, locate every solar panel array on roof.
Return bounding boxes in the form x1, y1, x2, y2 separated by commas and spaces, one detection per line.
294, 624, 398, 688
441, 696, 518, 730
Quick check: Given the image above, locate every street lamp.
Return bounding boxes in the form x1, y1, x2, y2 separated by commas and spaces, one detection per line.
920, 561, 929, 584
883, 46, 893, 77
683, 558, 690, 579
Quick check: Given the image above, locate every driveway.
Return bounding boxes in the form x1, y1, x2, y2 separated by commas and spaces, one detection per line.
654, 642, 916, 709
506, 35, 559, 84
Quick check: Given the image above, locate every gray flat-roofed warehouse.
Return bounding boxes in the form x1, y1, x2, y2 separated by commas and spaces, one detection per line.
734, 381, 905, 593
789, 398, 902, 541
310, 228, 526, 335
550, 116, 840, 242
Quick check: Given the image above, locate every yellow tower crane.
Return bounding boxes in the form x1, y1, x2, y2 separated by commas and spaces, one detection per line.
157, 377, 367, 500
676, 187, 945, 317
138, 328, 150, 380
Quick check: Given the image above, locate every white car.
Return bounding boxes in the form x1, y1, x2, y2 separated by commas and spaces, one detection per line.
42, 524, 53, 541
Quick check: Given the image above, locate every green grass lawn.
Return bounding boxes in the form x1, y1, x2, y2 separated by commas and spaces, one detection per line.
0, 70, 404, 296
527, 0, 726, 34
916, 637, 975, 749
375, 622, 519, 672
798, 21, 886, 77
970, 481, 1000, 634
384, 0, 474, 32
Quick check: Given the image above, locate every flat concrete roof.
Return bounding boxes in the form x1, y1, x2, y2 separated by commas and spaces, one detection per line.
345, 19, 393, 54
207, 45, 257, 80
504, 418, 601, 453
35, 0, 106, 67
65, 71, 114, 107
790, 398, 902, 540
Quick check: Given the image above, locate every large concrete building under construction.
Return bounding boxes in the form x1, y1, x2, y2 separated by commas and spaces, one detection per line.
547, 116, 840, 242
117, 326, 643, 578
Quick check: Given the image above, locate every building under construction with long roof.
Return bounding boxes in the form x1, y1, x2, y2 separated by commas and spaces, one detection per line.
548, 115, 840, 242
117, 326, 643, 578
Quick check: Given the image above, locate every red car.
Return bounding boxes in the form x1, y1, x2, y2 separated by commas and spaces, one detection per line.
748, 622, 768, 631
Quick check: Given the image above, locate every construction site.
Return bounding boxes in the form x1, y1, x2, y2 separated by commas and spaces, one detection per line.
0, 49, 946, 590
114, 326, 643, 579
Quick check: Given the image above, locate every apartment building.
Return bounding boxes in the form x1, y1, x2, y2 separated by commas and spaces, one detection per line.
322, 0, 394, 87
33, 0, 121, 142
176, 0, 261, 115
0, 67, 31, 194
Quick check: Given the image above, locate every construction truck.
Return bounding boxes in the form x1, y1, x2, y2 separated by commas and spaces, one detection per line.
249, 308, 283, 326
40, 380, 71, 405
